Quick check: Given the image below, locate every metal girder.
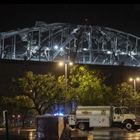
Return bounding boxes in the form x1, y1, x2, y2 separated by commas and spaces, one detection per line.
0, 21, 140, 67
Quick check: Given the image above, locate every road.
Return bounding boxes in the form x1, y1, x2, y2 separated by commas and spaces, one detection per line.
88, 127, 140, 140
0, 127, 36, 140
71, 127, 140, 140
1, 127, 140, 140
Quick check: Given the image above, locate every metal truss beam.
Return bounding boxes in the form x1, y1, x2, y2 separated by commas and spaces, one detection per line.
0, 21, 140, 67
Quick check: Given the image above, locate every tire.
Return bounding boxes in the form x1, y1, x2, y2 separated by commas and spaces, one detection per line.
77, 122, 87, 131
125, 122, 133, 131
69, 125, 75, 129
133, 125, 139, 131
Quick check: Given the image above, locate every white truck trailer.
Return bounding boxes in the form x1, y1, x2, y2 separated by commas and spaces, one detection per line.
67, 105, 140, 131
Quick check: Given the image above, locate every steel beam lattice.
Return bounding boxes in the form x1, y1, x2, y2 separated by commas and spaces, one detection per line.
0, 21, 140, 67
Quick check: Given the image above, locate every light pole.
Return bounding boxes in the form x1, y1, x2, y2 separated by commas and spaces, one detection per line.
129, 77, 140, 93
59, 62, 73, 114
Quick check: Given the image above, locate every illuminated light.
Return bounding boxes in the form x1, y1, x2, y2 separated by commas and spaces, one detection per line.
83, 48, 88, 51
54, 45, 58, 49
107, 51, 112, 54
85, 18, 88, 22
59, 62, 64, 66
129, 78, 133, 81
60, 47, 63, 51
129, 78, 140, 82
59, 62, 73, 66
54, 113, 64, 116
46, 47, 50, 51
87, 32, 90, 36
129, 77, 140, 94
136, 77, 140, 81
69, 62, 73, 66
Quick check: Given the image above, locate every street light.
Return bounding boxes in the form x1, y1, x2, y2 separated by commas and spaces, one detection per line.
59, 62, 73, 114
129, 77, 140, 93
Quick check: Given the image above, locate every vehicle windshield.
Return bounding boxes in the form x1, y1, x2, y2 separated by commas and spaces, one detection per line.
121, 107, 134, 114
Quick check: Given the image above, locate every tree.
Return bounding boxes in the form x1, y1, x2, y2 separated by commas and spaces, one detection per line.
9, 71, 66, 115
58, 75, 77, 103
0, 95, 35, 128
69, 64, 112, 105
112, 82, 140, 114
113, 82, 135, 106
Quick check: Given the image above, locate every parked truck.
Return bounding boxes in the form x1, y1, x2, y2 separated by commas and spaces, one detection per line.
67, 105, 140, 131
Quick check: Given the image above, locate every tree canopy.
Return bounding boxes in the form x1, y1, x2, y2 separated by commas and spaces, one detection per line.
9, 71, 67, 115
69, 64, 112, 105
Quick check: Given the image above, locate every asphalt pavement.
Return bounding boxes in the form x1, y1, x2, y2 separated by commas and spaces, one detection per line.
0, 127, 36, 140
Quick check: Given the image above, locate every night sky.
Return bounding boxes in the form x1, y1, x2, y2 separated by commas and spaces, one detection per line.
0, 4, 140, 35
